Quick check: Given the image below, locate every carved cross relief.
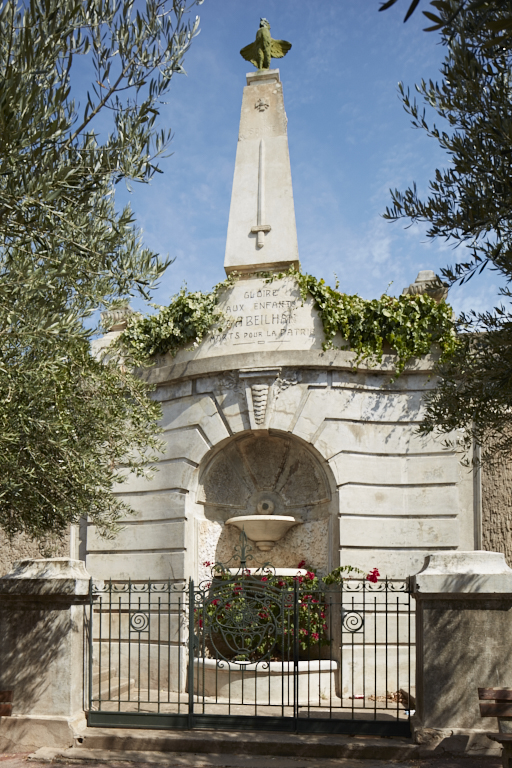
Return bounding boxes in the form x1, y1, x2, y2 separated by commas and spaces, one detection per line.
254, 98, 269, 112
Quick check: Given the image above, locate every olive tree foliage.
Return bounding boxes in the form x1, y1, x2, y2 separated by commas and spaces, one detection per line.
383, 0, 512, 462
379, 0, 512, 35
0, 0, 202, 540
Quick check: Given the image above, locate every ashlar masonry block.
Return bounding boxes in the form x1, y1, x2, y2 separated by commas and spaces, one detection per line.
159, 396, 230, 446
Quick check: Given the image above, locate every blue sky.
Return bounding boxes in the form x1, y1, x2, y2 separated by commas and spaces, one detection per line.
115, 1, 501, 318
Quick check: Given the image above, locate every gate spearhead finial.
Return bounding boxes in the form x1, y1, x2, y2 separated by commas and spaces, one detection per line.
240, 19, 292, 71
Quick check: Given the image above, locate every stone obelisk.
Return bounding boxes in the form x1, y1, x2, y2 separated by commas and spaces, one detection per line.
224, 69, 300, 275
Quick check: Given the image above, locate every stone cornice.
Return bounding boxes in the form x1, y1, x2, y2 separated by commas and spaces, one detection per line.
142, 348, 439, 386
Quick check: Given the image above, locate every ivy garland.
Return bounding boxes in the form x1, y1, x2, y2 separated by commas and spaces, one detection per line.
119, 269, 457, 374
286, 268, 457, 374
119, 276, 235, 361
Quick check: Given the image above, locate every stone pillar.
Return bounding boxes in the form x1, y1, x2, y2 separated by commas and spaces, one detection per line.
0, 558, 90, 751
412, 550, 512, 756
224, 68, 300, 275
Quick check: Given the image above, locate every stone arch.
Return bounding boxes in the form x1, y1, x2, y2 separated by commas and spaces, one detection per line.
195, 430, 337, 580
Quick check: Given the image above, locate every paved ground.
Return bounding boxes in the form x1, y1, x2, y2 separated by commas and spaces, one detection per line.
0, 751, 503, 768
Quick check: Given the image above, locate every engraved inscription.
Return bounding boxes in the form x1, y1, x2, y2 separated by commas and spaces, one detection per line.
201, 278, 321, 352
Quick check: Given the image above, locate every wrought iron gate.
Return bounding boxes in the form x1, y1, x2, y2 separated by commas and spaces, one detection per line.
87, 565, 414, 736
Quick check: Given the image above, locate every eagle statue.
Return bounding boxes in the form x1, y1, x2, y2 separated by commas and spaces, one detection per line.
240, 19, 292, 70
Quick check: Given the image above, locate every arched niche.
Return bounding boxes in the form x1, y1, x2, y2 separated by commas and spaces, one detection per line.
196, 431, 337, 580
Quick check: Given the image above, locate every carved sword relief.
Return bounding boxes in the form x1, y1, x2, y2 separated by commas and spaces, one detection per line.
251, 139, 271, 249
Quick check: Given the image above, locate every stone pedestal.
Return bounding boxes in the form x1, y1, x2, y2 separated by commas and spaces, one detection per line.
0, 558, 90, 752
412, 551, 512, 756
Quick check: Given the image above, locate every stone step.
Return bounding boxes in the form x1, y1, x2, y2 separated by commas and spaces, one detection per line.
28, 746, 416, 767
92, 667, 116, 685
68, 727, 420, 761
91, 667, 135, 701
93, 677, 135, 701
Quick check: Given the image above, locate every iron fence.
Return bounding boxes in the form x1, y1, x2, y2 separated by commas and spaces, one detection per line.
88, 571, 414, 736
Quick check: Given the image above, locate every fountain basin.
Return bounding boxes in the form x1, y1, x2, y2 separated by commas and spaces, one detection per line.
225, 515, 301, 551
192, 658, 339, 705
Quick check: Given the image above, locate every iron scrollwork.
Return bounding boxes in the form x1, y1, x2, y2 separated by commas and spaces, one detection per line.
200, 582, 282, 665
130, 612, 149, 632
341, 609, 364, 633
91, 579, 187, 595
195, 529, 283, 665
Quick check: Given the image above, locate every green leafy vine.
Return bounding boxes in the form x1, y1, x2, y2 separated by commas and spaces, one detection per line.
119, 269, 457, 374
119, 276, 235, 362
281, 268, 457, 374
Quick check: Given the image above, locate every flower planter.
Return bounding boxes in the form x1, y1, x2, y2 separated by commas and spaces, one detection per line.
192, 658, 338, 705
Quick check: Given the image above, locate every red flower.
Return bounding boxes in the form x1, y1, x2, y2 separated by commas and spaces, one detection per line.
261, 576, 268, 582
320, 612, 325, 618
278, 580, 285, 587
312, 632, 319, 641
306, 571, 315, 580
297, 560, 306, 569
366, 568, 380, 584
203, 561, 211, 567
198, 618, 203, 628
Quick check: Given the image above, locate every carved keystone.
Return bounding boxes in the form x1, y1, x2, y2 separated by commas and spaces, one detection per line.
251, 384, 269, 425
239, 368, 280, 430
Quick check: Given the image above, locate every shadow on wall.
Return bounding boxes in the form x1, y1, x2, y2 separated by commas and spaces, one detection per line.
0, 595, 80, 716
420, 596, 512, 731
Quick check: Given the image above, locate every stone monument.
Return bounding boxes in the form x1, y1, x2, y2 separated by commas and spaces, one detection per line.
0, 31, 502, 759
84, 62, 478, 587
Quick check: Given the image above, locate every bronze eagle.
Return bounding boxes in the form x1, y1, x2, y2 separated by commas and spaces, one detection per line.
240, 19, 292, 70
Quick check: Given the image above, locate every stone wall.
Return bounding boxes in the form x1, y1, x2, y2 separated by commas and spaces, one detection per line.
85, 275, 477, 583
85, 357, 476, 582
411, 550, 512, 757
482, 456, 512, 566
0, 531, 69, 576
